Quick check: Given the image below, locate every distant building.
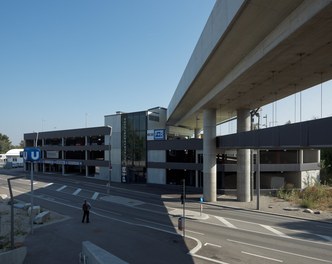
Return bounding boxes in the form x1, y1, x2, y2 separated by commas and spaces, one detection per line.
0, 154, 7, 168
3, 149, 24, 168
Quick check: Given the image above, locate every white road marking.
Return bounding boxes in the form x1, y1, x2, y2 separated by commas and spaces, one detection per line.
44, 182, 54, 187
56, 185, 67, 191
73, 188, 82, 195
317, 235, 332, 242
204, 242, 222, 248
135, 218, 205, 235
228, 239, 332, 263
215, 216, 237, 229
187, 230, 205, 235
260, 224, 288, 237
12, 188, 25, 194
191, 254, 229, 264
91, 192, 99, 200
241, 251, 283, 262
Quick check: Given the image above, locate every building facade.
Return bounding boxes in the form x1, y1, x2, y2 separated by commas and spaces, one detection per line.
104, 106, 320, 189
24, 126, 112, 179
104, 107, 167, 184
23, 108, 320, 190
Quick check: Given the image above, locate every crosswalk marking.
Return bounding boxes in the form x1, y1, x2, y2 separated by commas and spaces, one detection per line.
44, 183, 54, 187
92, 192, 99, 200
215, 216, 237, 229
260, 224, 288, 237
56, 185, 67, 192
73, 188, 82, 195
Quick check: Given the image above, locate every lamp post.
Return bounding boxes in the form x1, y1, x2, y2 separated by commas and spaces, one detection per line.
182, 178, 186, 238
107, 126, 112, 194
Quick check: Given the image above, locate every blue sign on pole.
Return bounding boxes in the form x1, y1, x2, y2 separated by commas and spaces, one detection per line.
23, 147, 41, 162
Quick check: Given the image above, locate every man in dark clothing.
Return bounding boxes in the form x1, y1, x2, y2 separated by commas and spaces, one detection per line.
82, 200, 91, 223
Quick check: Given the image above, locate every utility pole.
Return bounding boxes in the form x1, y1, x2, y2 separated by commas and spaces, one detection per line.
256, 149, 261, 210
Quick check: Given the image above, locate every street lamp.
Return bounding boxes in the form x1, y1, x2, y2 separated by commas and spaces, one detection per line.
107, 126, 112, 194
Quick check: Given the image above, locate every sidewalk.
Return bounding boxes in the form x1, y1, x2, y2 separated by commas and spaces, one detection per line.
214, 195, 332, 223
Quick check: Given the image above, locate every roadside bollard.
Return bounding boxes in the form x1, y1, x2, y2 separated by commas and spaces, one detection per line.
178, 217, 183, 231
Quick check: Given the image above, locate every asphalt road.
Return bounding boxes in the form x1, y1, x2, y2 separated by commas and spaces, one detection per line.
0, 169, 331, 264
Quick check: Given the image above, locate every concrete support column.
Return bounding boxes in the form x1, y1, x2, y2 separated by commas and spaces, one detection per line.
62, 138, 65, 175
298, 150, 303, 164
203, 109, 216, 202
317, 150, 321, 163
237, 109, 251, 202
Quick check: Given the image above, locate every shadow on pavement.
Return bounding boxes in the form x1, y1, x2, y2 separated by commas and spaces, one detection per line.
0, 169, 198, 264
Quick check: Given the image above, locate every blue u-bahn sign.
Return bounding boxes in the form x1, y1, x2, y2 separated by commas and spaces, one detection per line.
23, 147, 41, 162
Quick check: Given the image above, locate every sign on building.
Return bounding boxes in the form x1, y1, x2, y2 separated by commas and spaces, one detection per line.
154, 129, 165, 140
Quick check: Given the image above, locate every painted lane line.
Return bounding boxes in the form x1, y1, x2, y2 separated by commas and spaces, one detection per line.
215, 216, 237, 229
135, 218, 205, 235
44, 182, 54, 187
187, 230, 205, 235
56, 185, 67, 192
228, 239, 332, 263
91, 192, 99, 200
135, 218, 172, 228
191, 254, 229, 264
12, 188, 25, 194
317, 235, 332, 242
241, 251, 283, 262
260, 224, 288, 237
204, 242, 222, 248
73, 188, 82, 195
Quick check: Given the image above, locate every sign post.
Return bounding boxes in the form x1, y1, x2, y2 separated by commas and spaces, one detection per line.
199, 197, 204, 216
23, 147, 41, 234
182, 178, 186, 238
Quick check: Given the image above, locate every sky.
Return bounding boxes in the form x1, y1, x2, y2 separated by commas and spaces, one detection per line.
0, 0, 216, 145
1, 1, 331, 146
219, 80, 332, 136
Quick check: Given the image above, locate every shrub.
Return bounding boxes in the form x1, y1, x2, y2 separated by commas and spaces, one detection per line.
299, 184, 332, 210
277, 183, 298, 201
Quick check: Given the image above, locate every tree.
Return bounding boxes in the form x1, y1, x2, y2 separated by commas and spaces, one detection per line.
0, 133, 12, 153
12, 140, 25, 149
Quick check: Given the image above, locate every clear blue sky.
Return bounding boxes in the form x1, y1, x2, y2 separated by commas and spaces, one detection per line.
1, 0, 331, 146
0, 0, 216, 145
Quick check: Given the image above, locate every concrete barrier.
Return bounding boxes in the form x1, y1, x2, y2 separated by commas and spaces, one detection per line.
80, 241, 128, 264
34, 210, 50, 224
0, 246, 27, 264
27, 206, 40, 217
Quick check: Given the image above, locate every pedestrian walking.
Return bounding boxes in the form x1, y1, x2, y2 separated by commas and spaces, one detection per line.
82, 200, 91, 223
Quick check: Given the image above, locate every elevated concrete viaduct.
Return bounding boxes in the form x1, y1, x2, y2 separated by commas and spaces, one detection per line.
167, 0, 332, 202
